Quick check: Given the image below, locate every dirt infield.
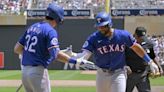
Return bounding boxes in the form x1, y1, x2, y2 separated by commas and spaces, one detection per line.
80, 71, 164, 92
81, 70, 96, 74
0, 80, 95, 87
0, 71, 163, 91
0, 80, 164, 92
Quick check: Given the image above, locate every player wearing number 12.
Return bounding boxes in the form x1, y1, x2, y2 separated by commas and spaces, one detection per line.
14, 2, 94, 92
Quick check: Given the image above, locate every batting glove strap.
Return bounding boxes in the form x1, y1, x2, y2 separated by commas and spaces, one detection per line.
68, 58, 77, 64
143, 54, 151, 63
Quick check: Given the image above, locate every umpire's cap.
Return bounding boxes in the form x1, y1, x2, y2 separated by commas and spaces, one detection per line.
95, 11, 112, 27
46, 2, 64, 24
135, 27, 147, 37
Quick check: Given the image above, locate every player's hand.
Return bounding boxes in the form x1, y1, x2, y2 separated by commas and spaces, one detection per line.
76, 58, 96, 70
148, 60, 159, 76
60, 45, 77, 57
124, 66, 132, 75
149, 72, 161, 79
148, 63, 163, 78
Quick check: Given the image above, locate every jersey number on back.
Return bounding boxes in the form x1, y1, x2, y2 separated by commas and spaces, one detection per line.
25, 35, 38, 53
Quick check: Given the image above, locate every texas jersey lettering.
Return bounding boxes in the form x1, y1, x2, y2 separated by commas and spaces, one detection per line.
82, 29, 135, 70
97, 44, 125, 54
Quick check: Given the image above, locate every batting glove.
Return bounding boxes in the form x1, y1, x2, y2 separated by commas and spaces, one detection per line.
76, 58, 96, 70
148, 60, 159, 75
60, 45, 77, 57
149, 72, 161, 79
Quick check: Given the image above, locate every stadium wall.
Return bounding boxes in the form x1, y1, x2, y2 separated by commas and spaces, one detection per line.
124, 16, 164, 35
0, 18, 124, 70
0, 15, 26, 25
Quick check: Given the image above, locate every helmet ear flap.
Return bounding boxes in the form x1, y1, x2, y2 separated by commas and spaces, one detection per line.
108, 23, 112, 27
105, 22, 112, 28
108, 17, 112, 28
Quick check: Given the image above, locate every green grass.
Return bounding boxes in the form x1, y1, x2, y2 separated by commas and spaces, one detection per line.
49, 70, 96, 80
0, 70, 164, 86
150, 77, 164, 86
0, 70, 96, 80
0, 87, 96, 92
0, 70, 21, 80
0, 87, 17, 92
0, 70, 164, 92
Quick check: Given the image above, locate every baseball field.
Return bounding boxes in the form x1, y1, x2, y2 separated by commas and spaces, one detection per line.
0, 70, 164, 92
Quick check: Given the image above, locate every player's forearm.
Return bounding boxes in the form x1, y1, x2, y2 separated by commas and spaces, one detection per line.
74, 50, 92, 60
130, 43, 151, 63
56, 51, 71, 63
14, 42, 23, 55
57, 50, 93, 66
130, 43, 146, 57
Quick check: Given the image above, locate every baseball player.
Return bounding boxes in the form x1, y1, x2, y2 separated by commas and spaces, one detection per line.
14, 2, 92, 92
71, 12, 159, 92
125, 27, 163, 92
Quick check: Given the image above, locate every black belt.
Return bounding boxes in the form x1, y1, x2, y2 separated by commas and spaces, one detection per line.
101, 68, 123, 73
23, 65, 47, 68
23, 65, 39, 67
32, 65, 39, 66
132, 70, 144, 73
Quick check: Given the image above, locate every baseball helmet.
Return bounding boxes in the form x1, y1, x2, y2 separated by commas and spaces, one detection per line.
46, 2, 64, 24
95, 11, 112, 27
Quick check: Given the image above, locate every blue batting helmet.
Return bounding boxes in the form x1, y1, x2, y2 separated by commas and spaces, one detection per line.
95, 12, 112, 27
46, 2, 64, 24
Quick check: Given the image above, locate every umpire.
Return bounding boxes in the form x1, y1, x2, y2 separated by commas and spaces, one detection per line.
125, 27, 163, 92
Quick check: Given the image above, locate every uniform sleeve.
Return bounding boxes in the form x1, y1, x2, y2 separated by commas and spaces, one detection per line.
82, 36, 94, 53
47, 30, 59, 49
124, 31, 136, 47
18, 31, 27, 46
148, 48, 156, 59
46, 29, 60, 63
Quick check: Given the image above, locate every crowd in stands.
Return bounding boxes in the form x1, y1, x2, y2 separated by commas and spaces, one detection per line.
111, 0, 164, 9
0, 0, 21, 15
149, 35, 164, 65
0, 0, 105, 15
53, 0, 105, 14
1, 0, 164, 15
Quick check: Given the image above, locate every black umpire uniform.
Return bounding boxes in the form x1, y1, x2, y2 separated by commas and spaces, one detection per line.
125, 27, 156, 92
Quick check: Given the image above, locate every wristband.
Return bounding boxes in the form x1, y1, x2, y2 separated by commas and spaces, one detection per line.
143, 54, 151, 63
68, 58, 77, 64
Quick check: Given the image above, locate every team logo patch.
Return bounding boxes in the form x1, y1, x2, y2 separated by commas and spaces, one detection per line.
97, 18, 101, 23
82, 41, 89, 48
51, 38, 58, 45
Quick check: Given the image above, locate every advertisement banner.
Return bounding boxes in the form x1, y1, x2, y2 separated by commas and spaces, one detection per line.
27, 9, 91, 17
111, 9, 164, 16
